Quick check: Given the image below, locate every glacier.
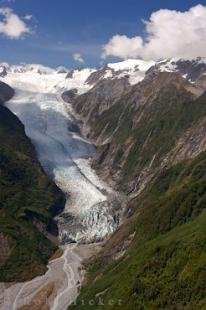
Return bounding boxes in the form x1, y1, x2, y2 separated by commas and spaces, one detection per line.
3, 66, 120, 243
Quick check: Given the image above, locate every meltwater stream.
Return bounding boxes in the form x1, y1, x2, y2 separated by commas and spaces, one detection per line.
0, 70, 121, 309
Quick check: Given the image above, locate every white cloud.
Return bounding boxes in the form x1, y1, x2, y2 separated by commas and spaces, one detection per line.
24, 14, 33, 21
0, 7, 31, 39
102, 35, 143, 59
73, 52, 84, 63
102, 4, 206, 60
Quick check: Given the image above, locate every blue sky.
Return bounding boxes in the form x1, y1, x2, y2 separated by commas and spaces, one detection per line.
0, 0, 205, 68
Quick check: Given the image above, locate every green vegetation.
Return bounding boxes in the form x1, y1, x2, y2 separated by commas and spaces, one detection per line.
71, 76, 206, 309
124, 88, 206, 180
91, 84, 206, 191
71, 151, 206, 309
0, 104, 65, 282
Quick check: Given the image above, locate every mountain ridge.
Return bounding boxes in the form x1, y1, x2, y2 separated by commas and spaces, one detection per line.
62, 57, 206, 309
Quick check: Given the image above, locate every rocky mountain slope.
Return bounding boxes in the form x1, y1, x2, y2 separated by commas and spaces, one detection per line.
0, 81, 65, 282
65, 57, 206, 309
73, 59, 206, 194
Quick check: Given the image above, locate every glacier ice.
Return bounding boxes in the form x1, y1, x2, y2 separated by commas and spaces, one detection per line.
3, 68, 120, 243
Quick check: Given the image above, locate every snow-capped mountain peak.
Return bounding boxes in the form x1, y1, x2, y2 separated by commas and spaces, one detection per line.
107, 58, 155, 72
1, 57, 206, 95
0, 63, 69, 77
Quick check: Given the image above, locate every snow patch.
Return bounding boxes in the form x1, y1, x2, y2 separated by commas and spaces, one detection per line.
106, 59, 155, 85
59, 68, 96, 94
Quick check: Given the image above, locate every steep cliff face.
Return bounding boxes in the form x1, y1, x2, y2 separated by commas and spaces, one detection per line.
68, 58, 206, 309
73, 70, 206, 195
74, 77, 130, 132
0, 81, 65, 282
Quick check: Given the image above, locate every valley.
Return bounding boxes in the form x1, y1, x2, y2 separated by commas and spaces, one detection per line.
0, 57, 206, 309
0, 64, 122, 309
